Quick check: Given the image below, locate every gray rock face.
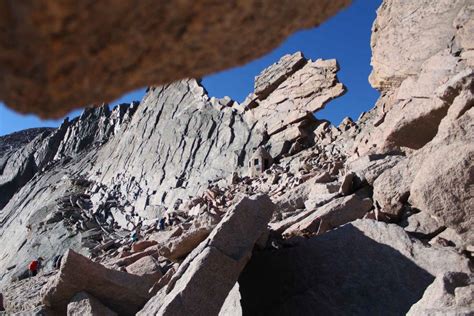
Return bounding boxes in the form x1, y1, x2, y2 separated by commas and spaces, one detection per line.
1, 3, 472, 312
89, 79, 261, 211
0, 127, 63, 209
0, 128, 53, 156
54, 103, 138, 160
0, 104, 136, 210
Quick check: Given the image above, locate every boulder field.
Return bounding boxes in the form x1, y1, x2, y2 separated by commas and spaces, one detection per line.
0, 0, 472, 315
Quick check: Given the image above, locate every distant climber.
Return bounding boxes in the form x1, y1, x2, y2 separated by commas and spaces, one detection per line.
159, 218, 166, 231
28, 257, 43, 277
53, 255, 63, 270
0, 292, 5, 312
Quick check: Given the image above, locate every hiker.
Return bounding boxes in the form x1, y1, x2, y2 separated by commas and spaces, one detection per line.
159, 217, 166, 231
28, 257, 43, 277
0, 292, 5, 312
53, 255, 63, 270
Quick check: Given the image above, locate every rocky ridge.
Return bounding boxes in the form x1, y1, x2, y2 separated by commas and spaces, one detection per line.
0, 0, 473, 314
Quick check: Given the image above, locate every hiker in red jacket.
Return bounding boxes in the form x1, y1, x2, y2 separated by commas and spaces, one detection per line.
28, 257, 43, 277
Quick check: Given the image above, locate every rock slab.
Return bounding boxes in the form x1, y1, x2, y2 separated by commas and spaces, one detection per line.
41, 249, 154, 315
138, 194, 274, 315
67, 291, 117, 316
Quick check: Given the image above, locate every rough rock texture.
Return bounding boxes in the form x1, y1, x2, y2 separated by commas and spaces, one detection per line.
41, 250, 154, 315
244, 54, 346, 158
409, 140, 474, 244
347, 154, 403, 186
239, 220, 471, 315
354, 0, 474, 255
1, 272, 53, 313
67, 291, 117, 316
89, 79, 261, 210
0, 51, 347, 289
407, 272, 474, 316
283, 192, 372, 237
125, 256, 162, 279
161, 228, 211, 261
0, 0, 350, 117
369, 0, 470, 90
138, 195, 274, 315
1, 2, 473, 313
404, 211, 445, 238
355, 0, 473, 155
219, 283, 243, 316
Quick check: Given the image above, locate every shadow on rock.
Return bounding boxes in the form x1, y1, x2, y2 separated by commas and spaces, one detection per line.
239, 223, 435, 315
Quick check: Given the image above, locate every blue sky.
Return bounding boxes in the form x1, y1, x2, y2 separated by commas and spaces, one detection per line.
0, 0, 381, 136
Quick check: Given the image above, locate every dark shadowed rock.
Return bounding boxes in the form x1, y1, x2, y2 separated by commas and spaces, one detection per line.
239, 219, 471, 315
